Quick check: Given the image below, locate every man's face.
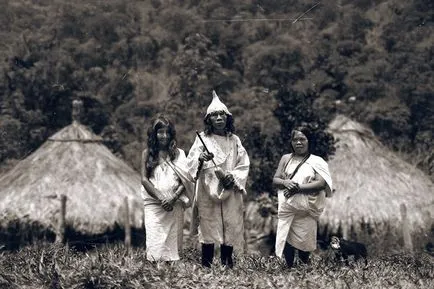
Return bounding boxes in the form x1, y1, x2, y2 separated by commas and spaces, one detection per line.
209, 111, 227, 131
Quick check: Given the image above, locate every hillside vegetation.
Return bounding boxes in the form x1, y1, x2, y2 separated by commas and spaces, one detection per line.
0, 0, 432, 193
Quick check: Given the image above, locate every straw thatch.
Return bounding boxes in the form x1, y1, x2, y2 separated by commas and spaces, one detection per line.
0, 120, 143, 238
320, 115, 434, 235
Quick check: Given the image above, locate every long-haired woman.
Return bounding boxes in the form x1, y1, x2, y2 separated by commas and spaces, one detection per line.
141, 115, 194, 261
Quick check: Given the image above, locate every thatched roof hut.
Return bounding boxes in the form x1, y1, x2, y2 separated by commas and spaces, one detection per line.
0, 100, 143, 246
320, 115, 433, 239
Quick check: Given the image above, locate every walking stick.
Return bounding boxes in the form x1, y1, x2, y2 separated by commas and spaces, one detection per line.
196, 130, 218, 167
194, 130, 244, 194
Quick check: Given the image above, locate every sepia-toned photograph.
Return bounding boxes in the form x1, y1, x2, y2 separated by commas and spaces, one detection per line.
0, 1, 432, 288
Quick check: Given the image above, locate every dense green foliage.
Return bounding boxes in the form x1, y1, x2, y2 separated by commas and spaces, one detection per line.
0, 0, 432, 192
0, 243, 432, 288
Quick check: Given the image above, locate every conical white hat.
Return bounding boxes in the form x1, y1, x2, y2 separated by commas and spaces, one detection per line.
206, 90, 231, 116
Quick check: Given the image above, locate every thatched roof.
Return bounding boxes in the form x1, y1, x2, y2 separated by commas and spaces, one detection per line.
320, 115, 433, 234
0, 120, 143, 236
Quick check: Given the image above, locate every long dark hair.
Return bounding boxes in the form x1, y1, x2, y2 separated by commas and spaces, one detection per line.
203, 112, 235, 136
145, 115, 178, 177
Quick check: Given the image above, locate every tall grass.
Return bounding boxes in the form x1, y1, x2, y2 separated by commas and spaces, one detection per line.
0, 242, 432, 289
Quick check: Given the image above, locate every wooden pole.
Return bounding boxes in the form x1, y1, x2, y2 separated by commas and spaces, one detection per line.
342, 221, 349, 240
243, 210, 248, 253
400, 203, 413, 253
124, 197, 131, 250
143, 208, 146, 250
56, 195, 67, 244
342, 197, 350, 240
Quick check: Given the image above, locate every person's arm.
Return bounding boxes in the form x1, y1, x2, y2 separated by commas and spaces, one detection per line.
160, 183, 186, 211
274, 178, 298, 191
272, 155, 288, 188
140, 149, 162, 202
162, 183, 185, 204
298, 173, 326, 195
172, 148, 195, 203
174, 184, 186, 199
187, 135, 213, 180
220, 135, 250, 194
272, 155, 298, 191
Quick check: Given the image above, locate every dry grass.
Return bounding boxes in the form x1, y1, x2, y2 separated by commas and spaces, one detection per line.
0, 242, 432, 289
0, 122, 144, 237
321, 115, 434, 234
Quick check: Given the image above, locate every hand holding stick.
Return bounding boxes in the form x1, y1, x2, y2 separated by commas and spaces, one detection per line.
195, 131, 243, 193
195, 131, 214, 180
196, 131, 217, 167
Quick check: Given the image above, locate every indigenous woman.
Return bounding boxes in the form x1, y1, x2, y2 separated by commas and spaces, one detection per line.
273, 126, 333, 268
187, 91, 250, 268
141, 115, 194, 261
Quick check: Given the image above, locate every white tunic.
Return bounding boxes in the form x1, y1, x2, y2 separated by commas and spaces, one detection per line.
187, 133, 250, 251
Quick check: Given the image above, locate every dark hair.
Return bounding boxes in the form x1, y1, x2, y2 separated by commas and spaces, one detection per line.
203, 112, 235, 136
290, 125, 313, 153
145, 115, 178, 177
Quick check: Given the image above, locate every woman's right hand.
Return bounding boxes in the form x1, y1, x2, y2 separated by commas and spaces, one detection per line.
282, 180, 298, 191
161, 197, 174, 211
199, 151, 214, 162
152, 188, 173, 211
283, 188, 295, 198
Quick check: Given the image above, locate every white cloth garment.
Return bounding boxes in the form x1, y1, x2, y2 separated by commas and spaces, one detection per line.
187, 132, 249, 251
141, 149, 194, 261
206, 90, 232, 116
275, 154, 332, 256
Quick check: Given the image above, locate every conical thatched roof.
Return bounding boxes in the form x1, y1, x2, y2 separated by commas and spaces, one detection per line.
320, 115, 433, 234
0, 118, 143, 236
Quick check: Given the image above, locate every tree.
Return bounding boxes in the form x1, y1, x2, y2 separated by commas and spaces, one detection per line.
274, 87, 335, 160
245, 87, 335, 196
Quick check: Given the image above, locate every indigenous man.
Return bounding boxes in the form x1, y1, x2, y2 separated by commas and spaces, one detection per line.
188, 91, 250, 268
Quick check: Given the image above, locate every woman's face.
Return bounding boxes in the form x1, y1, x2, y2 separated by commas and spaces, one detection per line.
209, 111, 227, 133
291, 130, 309, 155
156, 127, 170, 148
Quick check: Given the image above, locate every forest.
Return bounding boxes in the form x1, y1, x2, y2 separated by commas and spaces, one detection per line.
0, 0, 432, 195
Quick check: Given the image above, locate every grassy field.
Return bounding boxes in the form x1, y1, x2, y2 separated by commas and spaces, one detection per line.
0, 243, 432, 289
